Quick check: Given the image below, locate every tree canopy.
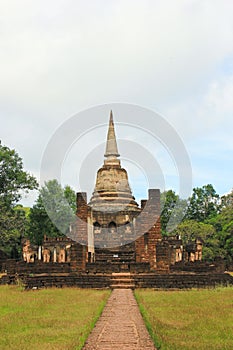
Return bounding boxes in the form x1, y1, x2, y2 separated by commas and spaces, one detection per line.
28, 180, 76, 245
0, 141, 38, 208
0, 141, 38, 256
185, 184, 220, 221
161, 185, 233, 265
160, 190, 187, 234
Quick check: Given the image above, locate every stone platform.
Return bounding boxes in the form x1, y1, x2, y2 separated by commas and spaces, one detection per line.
2, 269, 233, 289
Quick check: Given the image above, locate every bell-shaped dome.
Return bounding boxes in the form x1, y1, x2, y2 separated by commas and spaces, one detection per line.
89, 111, 140, 212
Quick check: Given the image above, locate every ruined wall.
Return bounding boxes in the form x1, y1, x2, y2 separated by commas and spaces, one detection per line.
7, 271, 233, 290
70, 243, 87, 272
135, 189, 161, 269
171, 259, 226, 274
92, 210, 140, 249
156, 241, 171, 271
133, 273, 233, 289
76, 192, 88, 246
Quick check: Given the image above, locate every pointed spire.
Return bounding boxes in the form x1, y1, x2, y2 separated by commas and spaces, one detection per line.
104, 111, 120, 164
109, 109, 113, 124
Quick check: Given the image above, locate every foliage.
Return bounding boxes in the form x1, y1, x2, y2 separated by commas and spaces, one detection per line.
28, 180, 76, 244
174, 220, 215, 243
160, 190, 187, 234
220, 189, 233, 210
162, 185, 233, 263
0, 141, 38, 256
64, 185, 76, 213
174, 219, 222, 261
206, 207, 233, 265
0, 141, 38, 208
0, 207, 26, 257
185, 184, 220, 221
28, 194, 60, 245
135, 288, 233, 350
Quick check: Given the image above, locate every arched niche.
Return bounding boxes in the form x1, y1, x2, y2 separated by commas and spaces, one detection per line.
93, 222, 101, 234
125, 221, 132, 233
108, 221, 117, 234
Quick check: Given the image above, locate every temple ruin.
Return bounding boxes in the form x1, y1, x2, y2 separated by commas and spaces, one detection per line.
1, 112, 232, 289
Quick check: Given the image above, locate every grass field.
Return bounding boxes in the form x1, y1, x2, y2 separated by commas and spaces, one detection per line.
135, 287, 233, 350
1, 285, 232, 350
0, 285, 110, 350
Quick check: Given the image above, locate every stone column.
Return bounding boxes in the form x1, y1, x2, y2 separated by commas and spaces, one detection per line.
38, 246, 42, 260
88, 216, 95, 261
53, 247, 57, 263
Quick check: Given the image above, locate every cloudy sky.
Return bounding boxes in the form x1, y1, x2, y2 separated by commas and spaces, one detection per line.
1, 0, 233, 206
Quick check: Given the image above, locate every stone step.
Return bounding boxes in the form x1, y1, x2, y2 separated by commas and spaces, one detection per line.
110, 284, 135, 289
110, 278, 133, 283
112, 272, 131, 276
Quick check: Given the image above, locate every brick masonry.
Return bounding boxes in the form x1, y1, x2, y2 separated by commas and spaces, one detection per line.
135, 189, 161, 270
2, 264, 232, 289
83, 289, 156, 350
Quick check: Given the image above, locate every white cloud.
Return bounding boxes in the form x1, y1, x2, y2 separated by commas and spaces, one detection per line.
202, 75, 233, 116
1, 0, 233, 108
1, 0, 233, 204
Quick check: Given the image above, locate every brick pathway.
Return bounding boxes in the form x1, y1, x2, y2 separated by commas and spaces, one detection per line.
83, 289, 156, 350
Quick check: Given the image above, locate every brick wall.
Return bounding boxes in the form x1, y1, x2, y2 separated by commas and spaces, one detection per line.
76, 192, 88, 245
133, 273, 233, 289
6, 272, 232, 290
135, 189, 161, 269
70, 243, 87, 272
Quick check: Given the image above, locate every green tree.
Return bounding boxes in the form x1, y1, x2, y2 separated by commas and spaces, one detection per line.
175, 220, 215, 243
174, 219, 222, 261
160, 190, 187, 234
28, 180, 76, 245
0, 141, 38, 256
0, 141, 38, 208
207, 207, 233, 266
220, 189, 233, 210
28, 194, 59, 245
185, 184, 220, 222
0, 207, 26, 257
64, 185, 76, 213
223, 221, 233, 261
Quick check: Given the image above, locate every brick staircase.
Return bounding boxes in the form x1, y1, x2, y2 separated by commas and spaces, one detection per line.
110, 272, 135, 289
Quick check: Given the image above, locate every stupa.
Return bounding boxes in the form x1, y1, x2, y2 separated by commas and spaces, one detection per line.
76, 111, 162, 269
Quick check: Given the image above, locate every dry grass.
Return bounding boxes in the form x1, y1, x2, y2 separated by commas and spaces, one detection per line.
0, 285, 110, 350
135, 287, 233, 350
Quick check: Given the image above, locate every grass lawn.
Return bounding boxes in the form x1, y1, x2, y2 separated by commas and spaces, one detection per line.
0, 285, 110, 350
135, 287, 233, 350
